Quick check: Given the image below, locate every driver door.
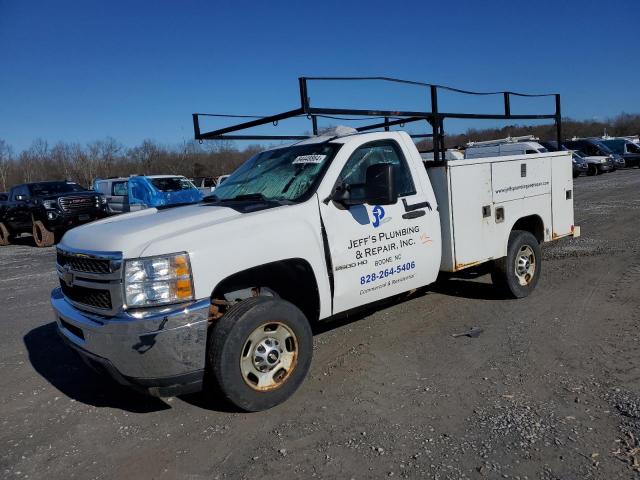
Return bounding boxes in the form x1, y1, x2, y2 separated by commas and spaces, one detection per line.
319, 139, 439, 314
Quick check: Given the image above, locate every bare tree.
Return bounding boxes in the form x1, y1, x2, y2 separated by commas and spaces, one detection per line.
0, 139, 13, 192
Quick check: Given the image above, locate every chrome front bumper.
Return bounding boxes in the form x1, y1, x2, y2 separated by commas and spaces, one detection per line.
51, 287, 209, 396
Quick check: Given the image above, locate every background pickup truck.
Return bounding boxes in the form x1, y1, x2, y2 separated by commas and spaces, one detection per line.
51, 128, 578, 411
0, 181, 105, 247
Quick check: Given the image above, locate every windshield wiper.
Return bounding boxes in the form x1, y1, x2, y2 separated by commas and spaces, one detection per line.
221, 193, 268, 202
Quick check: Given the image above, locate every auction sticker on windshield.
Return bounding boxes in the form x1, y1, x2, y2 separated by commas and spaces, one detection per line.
292, 155, 327, 164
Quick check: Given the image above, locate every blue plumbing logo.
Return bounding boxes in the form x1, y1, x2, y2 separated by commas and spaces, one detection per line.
371, 205, 385, 228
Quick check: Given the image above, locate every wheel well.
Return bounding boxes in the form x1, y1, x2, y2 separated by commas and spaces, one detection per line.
512, 215, 544, 243
211, 258, 320, 323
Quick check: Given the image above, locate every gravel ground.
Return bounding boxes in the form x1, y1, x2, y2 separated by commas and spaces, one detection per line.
1, 170, 639, 480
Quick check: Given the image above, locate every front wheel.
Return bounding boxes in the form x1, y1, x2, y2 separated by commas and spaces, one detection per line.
32, 220, 55, 247
491, 230, 542, 298
587, 165, 598, 176
207, 297, 313, 412
0, 222, 11, 246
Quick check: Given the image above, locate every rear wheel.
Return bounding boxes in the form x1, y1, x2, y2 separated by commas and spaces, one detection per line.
0, 222, 11, 246
32, 220, 55, 247
207, 296, 313, 412
491, 230, 541, 298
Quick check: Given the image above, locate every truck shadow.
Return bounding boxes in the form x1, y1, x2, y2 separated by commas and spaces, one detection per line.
23, 322, 171, 413
429, 265, 511, 301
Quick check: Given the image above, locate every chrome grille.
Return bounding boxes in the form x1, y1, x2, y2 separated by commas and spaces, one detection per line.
58, 196, 96, 213
56, 247, 123, 315
57, 251, 111, 274
60, 281, 112, 310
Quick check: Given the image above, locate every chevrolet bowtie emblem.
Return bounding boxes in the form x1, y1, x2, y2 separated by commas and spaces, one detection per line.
62, 265, 74, 287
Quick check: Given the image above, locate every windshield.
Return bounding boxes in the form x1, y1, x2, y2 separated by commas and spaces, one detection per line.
592, 141, 614, 155
29, 182, 86, 196
211, 143, 340, 203
150, 177, 196, 192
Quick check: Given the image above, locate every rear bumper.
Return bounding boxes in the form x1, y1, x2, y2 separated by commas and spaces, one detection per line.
51, 287, 209, 397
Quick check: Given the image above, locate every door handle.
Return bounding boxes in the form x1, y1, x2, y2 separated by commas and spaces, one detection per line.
402, 210, 426, 220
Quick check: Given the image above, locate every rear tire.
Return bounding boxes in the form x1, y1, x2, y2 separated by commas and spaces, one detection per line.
0, 222, 11, 246
207, 296, 313, 412
32, 220, 55, 247
491, 230, 541, 299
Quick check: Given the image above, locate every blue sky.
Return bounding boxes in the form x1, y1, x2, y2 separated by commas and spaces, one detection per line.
1, 0, 639, 151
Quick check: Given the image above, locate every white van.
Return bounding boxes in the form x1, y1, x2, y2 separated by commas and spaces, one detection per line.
465, 136, 548, 159
420, 149, 465, 162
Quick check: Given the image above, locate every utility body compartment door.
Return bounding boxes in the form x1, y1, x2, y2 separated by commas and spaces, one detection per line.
319, 135, 441, 315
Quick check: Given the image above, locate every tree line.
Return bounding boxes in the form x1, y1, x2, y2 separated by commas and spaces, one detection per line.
1, 113, 639, 192
0, 138, 262, 192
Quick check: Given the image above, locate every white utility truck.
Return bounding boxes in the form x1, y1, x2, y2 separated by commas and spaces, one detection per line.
51, 78, 578, 411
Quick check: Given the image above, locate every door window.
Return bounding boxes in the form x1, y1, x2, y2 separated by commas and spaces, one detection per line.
11, 186, 29, 201
336, 141, 415, 203
112, 181, 127, 196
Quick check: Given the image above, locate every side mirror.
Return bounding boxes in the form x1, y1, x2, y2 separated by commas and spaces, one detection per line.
365, 163, 397, 205
330, 183, 354, 206
15, 194, 27, 202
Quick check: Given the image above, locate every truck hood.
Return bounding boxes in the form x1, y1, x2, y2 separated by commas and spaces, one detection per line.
60, 203, 243, 258
41, 191, 99, 201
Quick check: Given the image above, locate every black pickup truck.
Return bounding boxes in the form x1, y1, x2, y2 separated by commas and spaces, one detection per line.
0, 181, 106, 247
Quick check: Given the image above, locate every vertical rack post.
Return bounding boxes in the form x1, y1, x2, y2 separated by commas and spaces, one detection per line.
430, 85, 440, 162
503, 92, 511, 116
555, 94, 562, 149
298, 77, 309, 112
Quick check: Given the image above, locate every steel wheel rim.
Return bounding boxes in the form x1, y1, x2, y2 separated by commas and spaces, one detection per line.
514, 244, 536, 286
240, 322, 298, 391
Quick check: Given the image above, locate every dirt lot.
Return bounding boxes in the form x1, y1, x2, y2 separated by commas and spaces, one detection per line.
1, 170, 640, 480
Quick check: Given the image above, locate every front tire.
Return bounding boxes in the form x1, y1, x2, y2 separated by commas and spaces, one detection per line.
587, 165, 598, 176
0, 222, 11, 246
491, 230, 541, 298
32, 220, 55, 247
207, 297, 313, 412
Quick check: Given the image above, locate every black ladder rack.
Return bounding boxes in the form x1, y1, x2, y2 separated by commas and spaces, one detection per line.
192, 76, 562, 162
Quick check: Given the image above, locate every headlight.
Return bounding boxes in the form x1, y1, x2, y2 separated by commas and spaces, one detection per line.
124, 253, 194, 308
43, 199, 57, 210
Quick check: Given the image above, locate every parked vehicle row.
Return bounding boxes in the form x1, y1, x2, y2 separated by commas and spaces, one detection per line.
461, 135, 639, 178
